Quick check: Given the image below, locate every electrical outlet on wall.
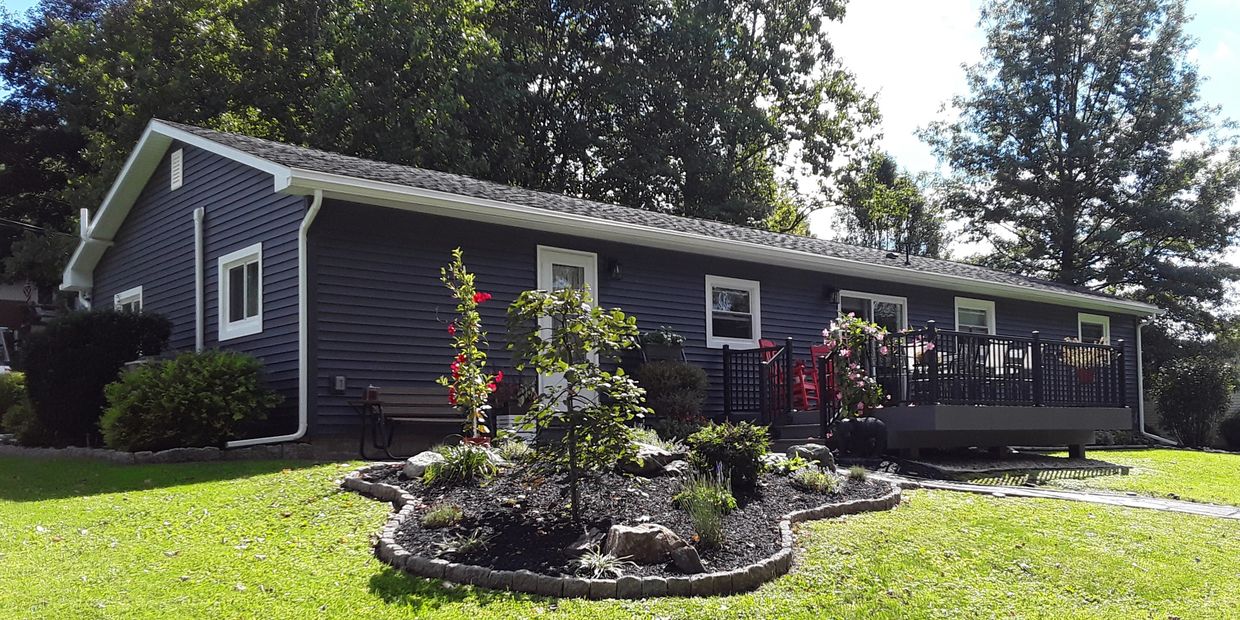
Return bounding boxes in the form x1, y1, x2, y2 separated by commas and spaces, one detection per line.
333, 375, 347, 395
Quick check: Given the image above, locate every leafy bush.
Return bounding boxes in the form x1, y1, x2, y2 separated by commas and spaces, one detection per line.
630, 426, 687, 454
0, 399, 45, 445
423, 445, 499, 486
421, 503, 464, 529
637, 361, 708, 426
791, 468, 837, 494
0, 372, 26, 420
1154, 356, 1238, 448
99, 350, 281, 451
768, 454, 813, 476
686, 421, 770, 493
493, 437, 534, 464
673, 470, 737, 514
22, 310, 171, 446
574, 547, 637, 578
847, 465, 869, 482
1220, 415, 1240, 451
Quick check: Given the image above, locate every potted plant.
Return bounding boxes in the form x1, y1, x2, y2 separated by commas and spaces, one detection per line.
639, 326, 686, 362
1062, 338, 1111, 384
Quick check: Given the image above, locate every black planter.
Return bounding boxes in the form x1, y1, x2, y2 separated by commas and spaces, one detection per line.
832, 416, 888, 458
641, 342, 685, 362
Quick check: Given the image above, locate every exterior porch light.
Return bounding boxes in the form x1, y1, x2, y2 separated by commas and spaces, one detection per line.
608, 259, 623, 280
823, 286, 839, 305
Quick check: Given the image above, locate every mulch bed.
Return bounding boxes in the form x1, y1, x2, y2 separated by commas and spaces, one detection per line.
361, 465, 889, 578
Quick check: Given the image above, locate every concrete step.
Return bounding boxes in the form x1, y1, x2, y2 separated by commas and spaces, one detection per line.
771, 438, 824, 453
770, 423, 822, 441
780, 409, 824, 425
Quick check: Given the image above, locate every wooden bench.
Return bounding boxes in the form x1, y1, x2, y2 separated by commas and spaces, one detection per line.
349, 386, 465, 459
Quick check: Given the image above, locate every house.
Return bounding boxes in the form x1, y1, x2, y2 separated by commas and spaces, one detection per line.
60, 119, 1163, 455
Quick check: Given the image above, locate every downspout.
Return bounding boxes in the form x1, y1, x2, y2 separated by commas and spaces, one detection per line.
226, 190, 323, 448
1136, 317, 1177, 446
193, 207, 205, 352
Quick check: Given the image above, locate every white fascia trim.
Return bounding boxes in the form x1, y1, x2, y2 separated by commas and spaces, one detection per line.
226, 190, 322, 448
705, 274, 762, 349
60, 120, 294, 292
283, 169, 1163, 317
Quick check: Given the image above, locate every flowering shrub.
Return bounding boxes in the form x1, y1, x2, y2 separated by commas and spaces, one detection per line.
820, 314, 888, 418
436, 248, 503, 439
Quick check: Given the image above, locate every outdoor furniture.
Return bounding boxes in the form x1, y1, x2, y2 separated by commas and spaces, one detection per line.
349, 386, 463, 459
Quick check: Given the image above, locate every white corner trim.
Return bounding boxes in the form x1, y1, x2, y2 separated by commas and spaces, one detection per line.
954, 296, 996, 334
705, 274, 762, 349
217, 242, 264, 341
1077, 312, 1111, 344
226, 190, 322, 448
113, 285, 143, 311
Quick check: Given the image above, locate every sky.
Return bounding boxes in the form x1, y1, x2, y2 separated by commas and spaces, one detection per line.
2, 0, 1238, 267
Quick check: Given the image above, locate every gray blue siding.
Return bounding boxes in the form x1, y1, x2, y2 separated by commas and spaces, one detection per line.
92, 143, 305, 434
310, 202, 1142, 432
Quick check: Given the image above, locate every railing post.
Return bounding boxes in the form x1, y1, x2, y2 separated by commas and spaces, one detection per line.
1031, 331, 1043, 406
785, 337, 795, 415
926, 321, 939, 404
1116, 339, 1127, 409
722, 345, 732, 422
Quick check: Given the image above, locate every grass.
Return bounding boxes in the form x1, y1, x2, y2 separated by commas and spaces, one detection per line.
2, 456, 1239, 618
1043, 448, 1240, 506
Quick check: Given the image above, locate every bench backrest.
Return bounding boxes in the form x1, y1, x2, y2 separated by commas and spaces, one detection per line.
372, 386, 459, 420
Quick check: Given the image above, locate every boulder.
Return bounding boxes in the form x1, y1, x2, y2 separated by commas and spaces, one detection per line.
786, 443, 836, 472
670, 544, 706, 574
402, 451, 445, 479
563, 527, 605, 559
661, 460, 692, 477
602, 523, 685, 565
619, 442, 684, 477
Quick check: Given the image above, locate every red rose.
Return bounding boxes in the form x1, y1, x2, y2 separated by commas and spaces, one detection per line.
472, 291, 492, 304
447, 323, 456, 336
447, 386, 457, 405
494, 370, 504, 383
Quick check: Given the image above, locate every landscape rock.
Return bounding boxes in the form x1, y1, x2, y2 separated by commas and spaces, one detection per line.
402, 451, 446, 479
670, 544, 707, 574
619, 442, 682, 476
786, 443, 836, 472
602, 523, 685, 565
661, 460, 692, 477
564, 527, 605, 559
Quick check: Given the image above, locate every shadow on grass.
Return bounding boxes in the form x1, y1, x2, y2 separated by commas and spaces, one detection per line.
367, 566, 549, 613
0, 456, 321, 502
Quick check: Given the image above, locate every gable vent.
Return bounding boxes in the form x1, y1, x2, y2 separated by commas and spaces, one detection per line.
170, 148, 184, 190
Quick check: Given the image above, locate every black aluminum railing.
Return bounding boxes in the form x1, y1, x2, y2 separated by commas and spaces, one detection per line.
721, 338, 793, 425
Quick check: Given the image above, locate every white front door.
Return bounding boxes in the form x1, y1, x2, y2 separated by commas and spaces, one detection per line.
534, 246, 600, 407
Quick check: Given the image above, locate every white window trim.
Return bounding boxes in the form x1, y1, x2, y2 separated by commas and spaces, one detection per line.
170, 148, 184, 191
838, 290, 908, 330
217, 242, 263, 341
114, 285, 143, 312
705, 275, 761, 349
1078, 312, 1111, 344
954, 296, 996, 334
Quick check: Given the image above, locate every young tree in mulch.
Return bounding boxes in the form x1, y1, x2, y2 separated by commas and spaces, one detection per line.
507, 286, 649, 522
437, 248, 503, 442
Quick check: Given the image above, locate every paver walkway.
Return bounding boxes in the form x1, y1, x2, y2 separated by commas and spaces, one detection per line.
874, 473, 1240, 520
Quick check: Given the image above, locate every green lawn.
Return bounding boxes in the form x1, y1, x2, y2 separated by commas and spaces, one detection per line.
1043, 448, 1240, 506
2, 457, 1239, 619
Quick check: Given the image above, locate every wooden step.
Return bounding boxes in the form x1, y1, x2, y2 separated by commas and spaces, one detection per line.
770, 423, 822, 441
779, 409, 824, 425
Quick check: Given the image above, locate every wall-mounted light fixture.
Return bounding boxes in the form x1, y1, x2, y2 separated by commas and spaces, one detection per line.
608, 259, 623, 280
823, 286, 840, 305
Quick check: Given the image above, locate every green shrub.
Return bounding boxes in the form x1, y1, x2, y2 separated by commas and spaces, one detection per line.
99, 350, 281, 451
637, 361, 708, 421
0, 372, 26, 420
423, 445, 499, 486
22, 310, 171, 447
1220, 415, 1240, 451
673, 470, 736, 514
0, 398, 47, 445
791, 468, 837, 494
847, 465, 869, 482
421, 503, 464, 529
768, 454, 812, 476
630, 426, 687, 454
686, 421, 770, 493
433, 528, 491, 557
575, 547, 637, 578
1154, 356, 1238, 448
493, 438, 534, 464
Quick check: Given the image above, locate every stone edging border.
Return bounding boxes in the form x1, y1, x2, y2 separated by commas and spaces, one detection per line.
342, 463, 903, 599
0, 442, 317, 464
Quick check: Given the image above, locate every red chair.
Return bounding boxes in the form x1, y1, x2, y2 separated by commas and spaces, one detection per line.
794, 344, 837, 411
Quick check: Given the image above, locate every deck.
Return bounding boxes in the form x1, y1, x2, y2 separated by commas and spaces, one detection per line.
721, 322, 1131, 452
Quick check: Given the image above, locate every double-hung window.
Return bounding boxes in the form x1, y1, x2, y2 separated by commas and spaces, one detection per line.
705, 275, 761, 348
954, 297, 995, 334
1078, 313, 1111, 344
114, 286, 143, 313
218, 243, 262, 341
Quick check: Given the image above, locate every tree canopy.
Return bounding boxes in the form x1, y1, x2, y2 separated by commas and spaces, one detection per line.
835, 152, 947, 258
924, 0, 1240, 330
0, 0, 879, 252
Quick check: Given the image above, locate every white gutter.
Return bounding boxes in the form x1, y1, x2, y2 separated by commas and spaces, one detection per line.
226, 190, 323, 448
193, 207, 205, 352
1135, 318, 1178, 446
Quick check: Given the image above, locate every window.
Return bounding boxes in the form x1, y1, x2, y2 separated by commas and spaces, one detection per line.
706, 275, 761, 348
838, 291, 907, 333
954, 297, 995, 334
170, 148, 184, 190
114, 286, 142, 313
1078, 313, 1111, 344
218, 243, 262, 341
